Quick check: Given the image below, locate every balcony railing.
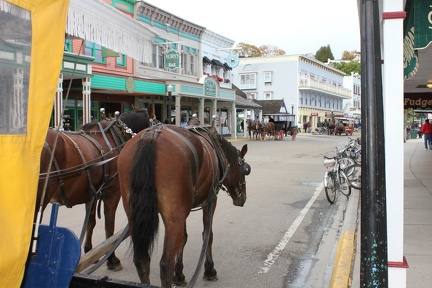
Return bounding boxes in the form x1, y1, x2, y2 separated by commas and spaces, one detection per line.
299, 77, 352, 98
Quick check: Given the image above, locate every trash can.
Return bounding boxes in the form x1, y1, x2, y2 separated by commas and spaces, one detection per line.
411, 129, 418, 139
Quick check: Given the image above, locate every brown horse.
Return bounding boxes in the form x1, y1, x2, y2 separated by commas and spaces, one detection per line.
36, 109, 151, 271
246, 119, 261, 140
261, 122, 275, 140
117, 124, 250, 288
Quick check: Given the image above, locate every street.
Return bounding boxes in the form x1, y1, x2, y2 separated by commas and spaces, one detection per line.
42, 132, 360, 287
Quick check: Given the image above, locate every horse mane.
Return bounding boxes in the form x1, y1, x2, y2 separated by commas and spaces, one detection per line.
119, 110, 151, 133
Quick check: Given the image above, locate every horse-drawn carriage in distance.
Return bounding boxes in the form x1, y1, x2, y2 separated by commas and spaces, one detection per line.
273, 119, 297, 140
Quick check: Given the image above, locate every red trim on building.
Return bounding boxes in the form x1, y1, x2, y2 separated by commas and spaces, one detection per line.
382, 11, 406, 20
388, 256, 409, 268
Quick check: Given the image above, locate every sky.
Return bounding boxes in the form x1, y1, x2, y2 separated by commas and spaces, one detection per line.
144, 0, 361, 58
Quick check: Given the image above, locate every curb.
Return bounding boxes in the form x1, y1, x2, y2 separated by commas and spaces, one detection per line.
330, 190, 360, 288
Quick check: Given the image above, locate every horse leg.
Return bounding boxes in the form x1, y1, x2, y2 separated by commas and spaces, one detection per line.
103, 189, 123, 271
203, 200, 217, 281
133, 251, 151, 284
172, 224, 188, 286
160, 221, 186, 288
83, 201, 96, 254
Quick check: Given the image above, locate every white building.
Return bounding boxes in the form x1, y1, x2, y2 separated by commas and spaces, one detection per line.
232, 54, 352, 130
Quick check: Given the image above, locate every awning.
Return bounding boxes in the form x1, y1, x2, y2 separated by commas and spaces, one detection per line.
224, 63, 232, 70
235, 95, 262, 109
211, 59, 225, 68
67, 0, 158, 63
203, 56, 212, 64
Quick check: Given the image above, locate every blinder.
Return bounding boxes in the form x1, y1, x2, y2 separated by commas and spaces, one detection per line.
240, 160, 251, 176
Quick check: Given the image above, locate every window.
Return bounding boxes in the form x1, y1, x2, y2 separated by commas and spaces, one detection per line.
84, 41, 105, 63
182, 52, 188, 74
116, 54, 126, 67
264, 71, 272, 83
152, 45, 164, 69
240, 73, 257, 89
264, 91, 272, 99
246, 92, 257, 100
190, 54, 195, 76
64, 40, 72, 52
0, 4, 31, 134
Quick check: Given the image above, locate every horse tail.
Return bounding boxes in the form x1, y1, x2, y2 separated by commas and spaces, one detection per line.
129, 136, 159, 260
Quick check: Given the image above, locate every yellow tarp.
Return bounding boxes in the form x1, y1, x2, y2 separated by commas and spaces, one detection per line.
0, 0, 69, 287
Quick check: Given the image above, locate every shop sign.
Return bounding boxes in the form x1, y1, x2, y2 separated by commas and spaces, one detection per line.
204, 79, 216, 96
311, 113, 318, 116
164, 49, 180, 70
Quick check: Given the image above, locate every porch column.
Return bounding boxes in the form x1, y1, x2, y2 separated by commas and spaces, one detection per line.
82, 77, 91, 124
175, 95, 181, 126
199, 98, 205, 124
231, 101, 237, 139
54, 74, 63, 129
383, 2, 406, 287
212, 99, 218, 122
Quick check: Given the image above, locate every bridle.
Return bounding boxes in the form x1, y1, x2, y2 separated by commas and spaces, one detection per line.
221, 150, 251, 198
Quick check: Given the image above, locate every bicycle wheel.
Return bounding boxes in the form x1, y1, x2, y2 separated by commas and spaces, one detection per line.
324, 172, 336, 204
354, 149, 361, 164
345, 163, 361, 183
337, 170, 352, 196
339, 157, 355, 177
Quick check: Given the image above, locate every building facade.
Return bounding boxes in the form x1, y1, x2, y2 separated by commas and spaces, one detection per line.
232, 55, 352, 131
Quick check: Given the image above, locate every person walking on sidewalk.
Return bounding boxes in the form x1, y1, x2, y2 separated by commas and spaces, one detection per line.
421, 119, 432, 149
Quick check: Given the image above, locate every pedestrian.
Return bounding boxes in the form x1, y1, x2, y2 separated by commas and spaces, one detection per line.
421, 119, 432, 149
303, 122, 308, 133
307, 121, 311, 133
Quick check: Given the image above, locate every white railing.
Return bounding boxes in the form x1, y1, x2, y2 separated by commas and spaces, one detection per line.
299, 77, 352, 98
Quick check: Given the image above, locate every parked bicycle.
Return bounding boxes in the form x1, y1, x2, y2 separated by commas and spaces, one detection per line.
322, 154, 351, 204
335, 138, 362, 190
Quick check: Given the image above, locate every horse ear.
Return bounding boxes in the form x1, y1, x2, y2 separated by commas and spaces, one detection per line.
147, 105, 155, 118
241, 144, 248, 157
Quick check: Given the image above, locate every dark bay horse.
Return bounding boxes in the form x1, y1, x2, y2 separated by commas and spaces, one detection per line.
36, 109, 151, 271
117, 124, 250, 288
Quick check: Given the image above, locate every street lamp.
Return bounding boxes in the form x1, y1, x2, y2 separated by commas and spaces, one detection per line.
291, 103, 294, 115
167, 84, 172, 124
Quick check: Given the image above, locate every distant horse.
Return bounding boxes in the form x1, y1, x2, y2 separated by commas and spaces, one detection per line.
36, 109, 152, 271
117, 124, 250, 288
260, 122, 275, 140
246, 119, 262, 140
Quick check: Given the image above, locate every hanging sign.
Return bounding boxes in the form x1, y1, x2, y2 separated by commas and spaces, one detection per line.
164, 48, 180, 70
226, 54, 239, 68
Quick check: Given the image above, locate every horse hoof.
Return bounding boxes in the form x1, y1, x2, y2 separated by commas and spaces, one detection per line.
203, 275, 218, 282
203, 270, 218, 282
107, 262, 123, 272
172, 276, 187, 287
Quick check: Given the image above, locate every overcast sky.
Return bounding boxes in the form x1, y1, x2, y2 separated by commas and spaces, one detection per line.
145, 0, 360, 58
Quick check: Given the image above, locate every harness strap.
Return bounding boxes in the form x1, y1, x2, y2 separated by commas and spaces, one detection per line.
163, 127, 201, 205
43, 141, 69, 208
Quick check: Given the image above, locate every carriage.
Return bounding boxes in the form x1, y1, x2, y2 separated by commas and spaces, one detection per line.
273, 120, 297, 140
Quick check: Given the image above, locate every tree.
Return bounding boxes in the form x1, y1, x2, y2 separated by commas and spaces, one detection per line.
341, 50, 358, 61
233, 42, 262, 57
259, 45, 286, 57
332, 61, 361, 75
315, 45, 334, 62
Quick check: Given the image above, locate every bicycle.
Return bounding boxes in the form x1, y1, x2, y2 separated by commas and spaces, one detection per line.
322, 155, 351, 204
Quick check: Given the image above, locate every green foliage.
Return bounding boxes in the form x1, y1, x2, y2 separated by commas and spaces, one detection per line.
333, 61, 361, 75
315, 45, 334, 62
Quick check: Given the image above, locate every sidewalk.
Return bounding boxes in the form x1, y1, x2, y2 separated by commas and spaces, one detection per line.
336, 138, 432, 287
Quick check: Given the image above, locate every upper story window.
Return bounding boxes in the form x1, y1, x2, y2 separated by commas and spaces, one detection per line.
264, 71, 272, 83
190, 54, 195, 76
264, 91, 272, 99
116, 54, 126, 67
85, 41, 105, 64
152, 45, 164, 69
240, 73, 257, 89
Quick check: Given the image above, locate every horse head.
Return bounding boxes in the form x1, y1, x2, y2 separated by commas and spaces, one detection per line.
219, 137, 250, 207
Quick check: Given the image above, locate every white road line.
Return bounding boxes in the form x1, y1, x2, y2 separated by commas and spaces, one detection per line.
258, 183, 324, 274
